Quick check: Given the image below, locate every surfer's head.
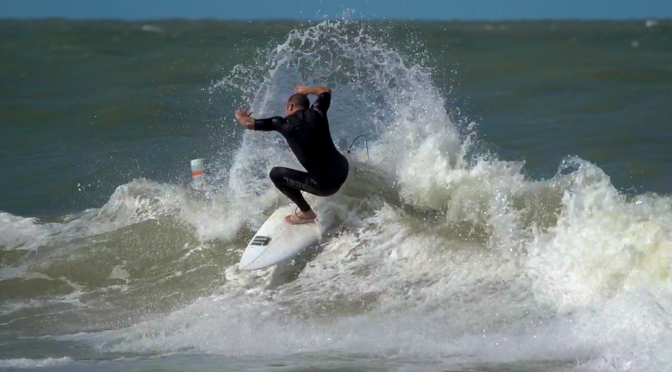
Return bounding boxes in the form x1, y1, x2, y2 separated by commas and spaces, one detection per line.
285, 93, 309, 116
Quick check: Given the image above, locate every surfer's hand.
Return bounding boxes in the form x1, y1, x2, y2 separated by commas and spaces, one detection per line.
235, 108, 255, 129
235, 108, 252, 120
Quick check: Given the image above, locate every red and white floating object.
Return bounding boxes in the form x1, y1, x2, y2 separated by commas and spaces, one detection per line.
190, 158, 206, 190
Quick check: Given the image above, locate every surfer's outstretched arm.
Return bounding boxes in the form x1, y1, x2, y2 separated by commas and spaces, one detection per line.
235, 108, 285, 131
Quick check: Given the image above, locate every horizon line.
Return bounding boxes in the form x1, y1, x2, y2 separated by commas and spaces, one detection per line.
1, 16, 670, 22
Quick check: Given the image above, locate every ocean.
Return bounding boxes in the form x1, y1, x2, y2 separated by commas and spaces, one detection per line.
1, 18, 671, 371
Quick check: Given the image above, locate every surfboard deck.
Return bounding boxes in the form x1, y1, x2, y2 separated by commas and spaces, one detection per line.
238, 204, 337, 271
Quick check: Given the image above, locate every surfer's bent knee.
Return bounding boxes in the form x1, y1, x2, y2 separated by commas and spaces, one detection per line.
269, 167, 283, 185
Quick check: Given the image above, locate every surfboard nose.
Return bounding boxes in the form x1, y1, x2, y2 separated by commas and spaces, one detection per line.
239, 236, 273, 270
238, 205, 337, 271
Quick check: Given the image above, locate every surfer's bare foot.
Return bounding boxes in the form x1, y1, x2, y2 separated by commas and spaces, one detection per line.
285, 210, 316, 225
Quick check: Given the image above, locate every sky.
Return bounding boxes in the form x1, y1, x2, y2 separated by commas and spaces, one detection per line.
1, 0, 671, 20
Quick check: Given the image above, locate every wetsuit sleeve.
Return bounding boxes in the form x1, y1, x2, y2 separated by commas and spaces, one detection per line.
253, 116, 286, 131
311, 92, 331, 115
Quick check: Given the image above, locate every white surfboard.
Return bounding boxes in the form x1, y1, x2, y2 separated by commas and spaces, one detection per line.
239, 204, 338, 271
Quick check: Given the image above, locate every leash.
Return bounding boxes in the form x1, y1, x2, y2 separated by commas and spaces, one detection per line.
347, 134, 369, 160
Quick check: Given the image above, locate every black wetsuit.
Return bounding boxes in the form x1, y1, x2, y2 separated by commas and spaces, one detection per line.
253, 92, 349, 212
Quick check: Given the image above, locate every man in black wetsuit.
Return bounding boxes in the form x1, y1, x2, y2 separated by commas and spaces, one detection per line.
234, 85, 349, 225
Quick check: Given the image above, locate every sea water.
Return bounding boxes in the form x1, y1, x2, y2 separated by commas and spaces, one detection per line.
1, 18, 671, 371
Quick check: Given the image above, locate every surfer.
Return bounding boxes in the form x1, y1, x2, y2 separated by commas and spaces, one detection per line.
235, 85, 349, 225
